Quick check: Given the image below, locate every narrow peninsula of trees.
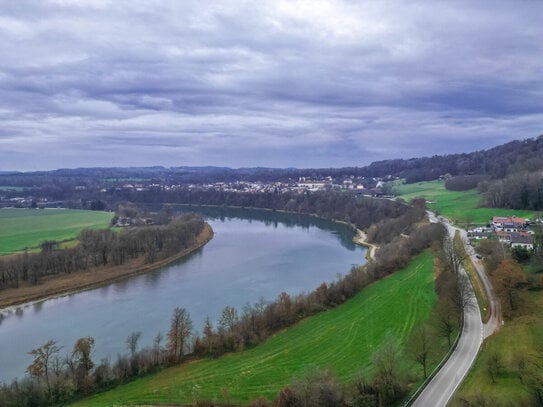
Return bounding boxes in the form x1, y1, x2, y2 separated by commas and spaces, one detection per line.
0, 212, 205, 291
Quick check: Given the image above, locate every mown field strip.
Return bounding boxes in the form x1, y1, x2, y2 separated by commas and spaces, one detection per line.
0, 208, 113, 254
74, 251, 436, 406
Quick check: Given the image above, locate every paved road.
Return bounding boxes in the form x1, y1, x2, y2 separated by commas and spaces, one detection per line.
456, 228, 501, 338
412, 213, 488, 406
412, 282, 482, 406
431, 213, 501, 337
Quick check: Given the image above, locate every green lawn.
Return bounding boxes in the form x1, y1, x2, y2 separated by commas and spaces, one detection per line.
394, 180, 534, 225
73, 251, 437, 406
0, 208, 113, 254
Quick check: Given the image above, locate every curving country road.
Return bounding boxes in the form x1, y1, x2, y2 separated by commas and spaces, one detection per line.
456, 227, 501, 338
412, 212, 501, 406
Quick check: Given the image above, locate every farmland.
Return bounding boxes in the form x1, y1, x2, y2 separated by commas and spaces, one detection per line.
0, 208, 113, 254
394, 180, 534, 225
73, 251, 437, 406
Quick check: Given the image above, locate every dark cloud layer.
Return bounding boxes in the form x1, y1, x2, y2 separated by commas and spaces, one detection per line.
1, 0, 542, 170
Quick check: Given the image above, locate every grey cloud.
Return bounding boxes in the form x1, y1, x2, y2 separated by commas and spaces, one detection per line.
0, 1, 542, 170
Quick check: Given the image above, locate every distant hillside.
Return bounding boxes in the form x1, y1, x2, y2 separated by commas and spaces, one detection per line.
1, 135, 542, 192
369, 135, 543, 210
362, 135, 543, 183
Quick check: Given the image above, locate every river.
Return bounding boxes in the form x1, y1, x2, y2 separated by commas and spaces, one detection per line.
0, 207, 366, 383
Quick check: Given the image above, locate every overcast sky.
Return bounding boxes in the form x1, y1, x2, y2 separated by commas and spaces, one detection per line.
1, 0, 542, 171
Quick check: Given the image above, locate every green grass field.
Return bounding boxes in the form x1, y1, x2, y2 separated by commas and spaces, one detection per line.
73, 251, 437, 406
0, 208, 113, 254
394, 180, 534, 225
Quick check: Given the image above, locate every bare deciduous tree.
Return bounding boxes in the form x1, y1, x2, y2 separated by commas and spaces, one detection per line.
407, 323, 434, 378
153, 331, 163, 364
27, 339, 62, 397
167, 307, 193, 362
436, 297, 458, 348
487, 352, 503, 384
493, 258, 528, 317
372, 334, 407, 406
126, 331, 142, 356
72, 336, 95, 393
219, 305, 239, 332
442, 235, 466, 275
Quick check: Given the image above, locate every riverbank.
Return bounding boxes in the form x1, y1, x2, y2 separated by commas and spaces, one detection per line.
353, 228, 378, 260
0, 223, 214, 309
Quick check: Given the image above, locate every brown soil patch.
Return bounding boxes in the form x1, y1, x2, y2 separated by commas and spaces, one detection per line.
0, 223, 213, 309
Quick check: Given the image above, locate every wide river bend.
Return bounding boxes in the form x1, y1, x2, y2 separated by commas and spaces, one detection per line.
0, 207, 366, 383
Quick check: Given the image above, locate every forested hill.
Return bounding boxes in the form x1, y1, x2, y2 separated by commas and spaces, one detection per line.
363, 135, 543, 183
369, 135, 543, 211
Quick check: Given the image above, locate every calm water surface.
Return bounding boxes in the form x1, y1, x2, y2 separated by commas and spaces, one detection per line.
0, 208, 366, 382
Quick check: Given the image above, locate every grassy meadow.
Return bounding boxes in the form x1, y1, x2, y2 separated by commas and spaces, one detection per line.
0, 208, 113, 254
452, 289, 543, 406
73, 251, 437, 406
394, 180, 534, 225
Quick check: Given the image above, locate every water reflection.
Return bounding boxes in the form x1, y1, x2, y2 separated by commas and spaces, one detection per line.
99, 284, 111, 296
32, 301, 43, 314
144, 269, 162, 287
113, 279, 131, 294
152, 204, 359, 251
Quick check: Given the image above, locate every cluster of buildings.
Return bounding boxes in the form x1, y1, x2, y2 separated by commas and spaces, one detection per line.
114, 216, 154, 227
112, 176, 391, 196
0, 196, 33, 207
467, 216, 535, 250
0, 195, 64, 209
1, 174, 395, 210
180, 176, 389, 196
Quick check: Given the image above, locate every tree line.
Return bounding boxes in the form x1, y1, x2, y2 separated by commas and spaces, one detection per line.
478, 172, 543, 210
0, 212, 205, 291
